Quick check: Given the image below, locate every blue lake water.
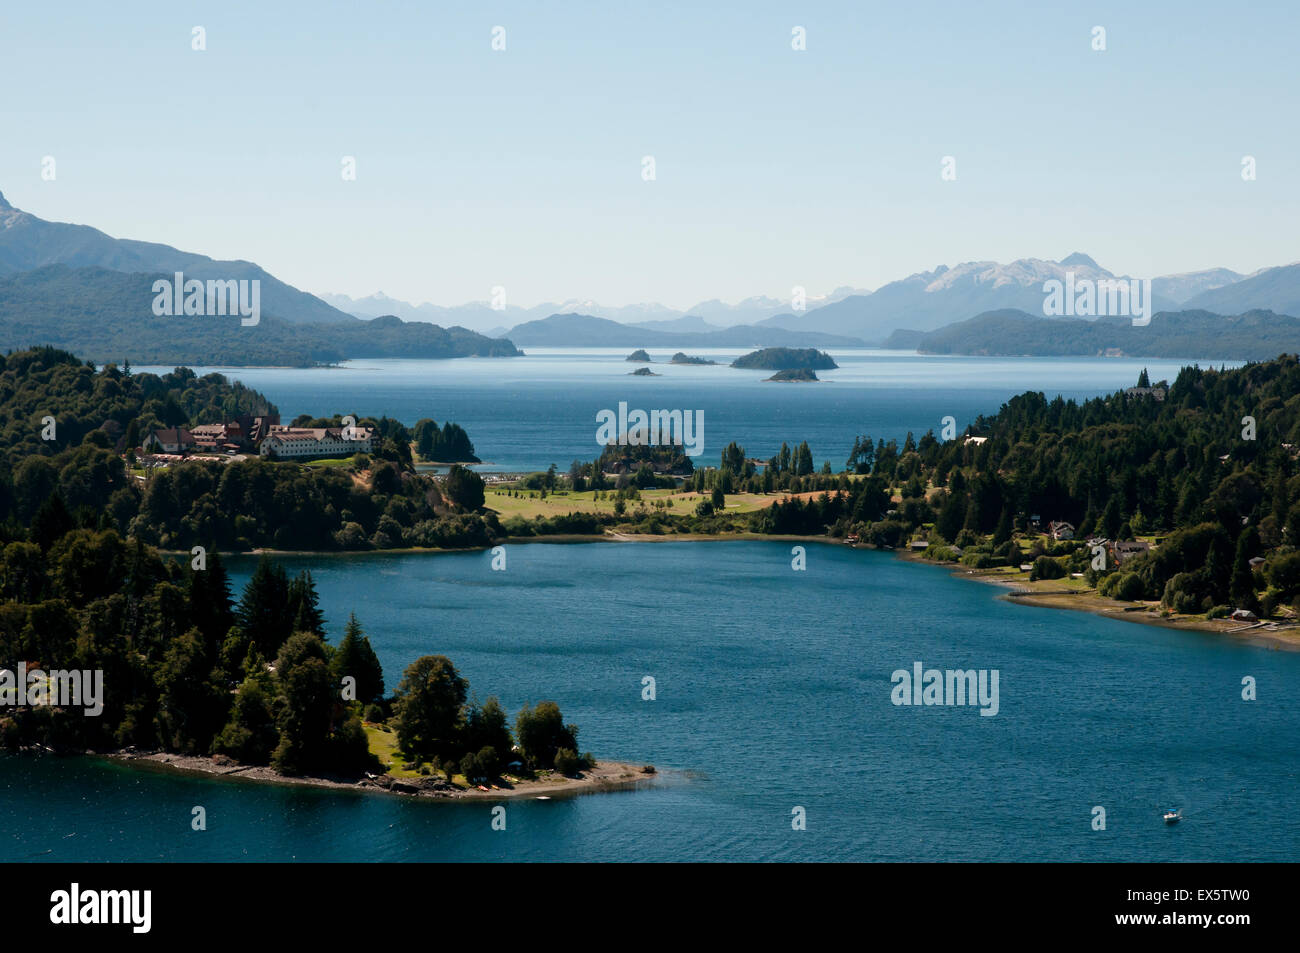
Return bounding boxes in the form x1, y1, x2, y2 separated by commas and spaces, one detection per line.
135, 349, 1228, 472
4, 542, 1296, 862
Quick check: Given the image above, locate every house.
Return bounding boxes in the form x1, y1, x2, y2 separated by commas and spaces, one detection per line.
1125, 386, 1167, 401
1230, 608, 1258, 623
964, 436, 988, 446
144, 427, 196, 454
1029, 514, 1042, 530
190, 422, 244, 451
909, 540, 929, 551
1112, 540, 1151, 564
1047, 520, 1075, 541
259, 425, 374, 460
1248, 556, 1266, 569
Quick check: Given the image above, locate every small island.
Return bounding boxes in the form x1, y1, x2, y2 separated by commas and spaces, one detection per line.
629, 366, 659, 376
625, 349, 651, 362
669, 352, 717, 365
766, 368, 820, 382
731, 347, 838, 370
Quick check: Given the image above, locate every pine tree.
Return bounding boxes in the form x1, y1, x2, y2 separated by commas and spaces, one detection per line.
237, 557, 295, 657
286, 570, 326, 637
1230, 527, 1260, 612
331, 613, 384, 704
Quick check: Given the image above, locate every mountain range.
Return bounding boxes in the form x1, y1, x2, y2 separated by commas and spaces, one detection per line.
891, 307, 1300, 360
0, 189, 518, 365
5, 185, 1300, 360
325, 253, 1300, 347
502, 313, 868, 349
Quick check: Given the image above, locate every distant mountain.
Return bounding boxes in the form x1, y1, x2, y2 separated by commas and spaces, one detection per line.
0, 265, 521, 366
319, 291, 684, 334
627, 315, 724, 334
762, 254, 1183, 341
1182, 262, 1300, 316
902, 307, 1300, 360
503, 312, 867, 348
1152, 268, 1244, 305
0, 190, 352, 325
321, 287, 869, 335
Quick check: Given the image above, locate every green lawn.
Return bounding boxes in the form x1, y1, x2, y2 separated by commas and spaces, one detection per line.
485, 485, 778, 521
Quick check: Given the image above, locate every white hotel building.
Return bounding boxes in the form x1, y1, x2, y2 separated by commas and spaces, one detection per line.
258, 425, 375, 460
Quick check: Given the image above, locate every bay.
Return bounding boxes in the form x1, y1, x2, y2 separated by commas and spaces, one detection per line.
3, 541, 1295, 862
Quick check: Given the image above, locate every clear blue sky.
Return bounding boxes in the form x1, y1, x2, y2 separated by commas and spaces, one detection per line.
2, 0, 1296, 308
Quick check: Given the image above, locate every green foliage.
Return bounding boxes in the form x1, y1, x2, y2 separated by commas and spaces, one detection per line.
730, 347, 837, 370
331, 612, 385, 704
553, 748, 580, 776
443, 464, 485, 511
412, 418, 479, 463
1029, 555, 1065, 581
515, 700, 579, 770
393, 655, 468, 763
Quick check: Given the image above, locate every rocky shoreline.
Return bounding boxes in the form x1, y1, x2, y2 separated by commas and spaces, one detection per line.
106, 750, 660, 800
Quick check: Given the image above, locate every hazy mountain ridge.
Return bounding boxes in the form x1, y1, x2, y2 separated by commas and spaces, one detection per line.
0, 190, 352, 325
897, 306, 1300, 360
0, 264, 520, 366
502, 312, 868, 348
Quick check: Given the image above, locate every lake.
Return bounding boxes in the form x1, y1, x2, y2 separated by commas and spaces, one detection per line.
134, 349, 1228, 473
4, 541, 1295, 862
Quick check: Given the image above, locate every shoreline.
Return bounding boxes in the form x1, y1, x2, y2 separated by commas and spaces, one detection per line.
894, 549, 1300, 653
172, 534, 1300, 653
104, 750, 661, 801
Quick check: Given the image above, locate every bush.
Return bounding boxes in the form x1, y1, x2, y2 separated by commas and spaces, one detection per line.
460, 751, 481, 783
475, 744, 500, 780
553, 748, 580, 776
1114, 572, 1145, 601
363, 703, 384, 724
1029, 555, 1065, 581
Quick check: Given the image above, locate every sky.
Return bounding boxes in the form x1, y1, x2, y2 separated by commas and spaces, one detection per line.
2, 0, 1297, 310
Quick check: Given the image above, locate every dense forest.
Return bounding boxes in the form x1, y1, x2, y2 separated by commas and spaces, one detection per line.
0, 347, 499, 553
0, 346, 586, 779
0, 543, 590, 782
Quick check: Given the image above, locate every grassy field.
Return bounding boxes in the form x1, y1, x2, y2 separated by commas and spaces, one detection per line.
484, 485, 781, 520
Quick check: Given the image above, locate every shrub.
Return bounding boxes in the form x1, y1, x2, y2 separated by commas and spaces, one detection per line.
363, 703, 384, 724
1029, 555, 1065, 581
460, 751, 481, 783
475, 744, 500, 780
553, 748, 580, 776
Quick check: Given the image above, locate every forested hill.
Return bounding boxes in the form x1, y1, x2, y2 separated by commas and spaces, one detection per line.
757, 354, 1300, 615
902, 307, 1300, 359
928, 356, 1299, 536
0, 265, 521, 366
0, 347, 497, 553
0, 346, 276, 466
